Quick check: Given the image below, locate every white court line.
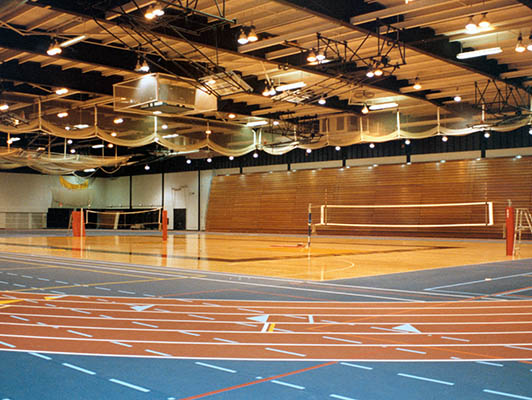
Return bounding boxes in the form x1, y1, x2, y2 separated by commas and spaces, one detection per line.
425, 272, 532, 291
265, 347, 306, 357
62, 362, 96, 375
396, 347, 426, 355
270, 380, 305, 390
195, 361, 236, 373
109, 378, 150, 392
483, 389, 532, 399
323, 336, 362, 344
397, 373, 454, 386
476, 361, 503, 367
28, 352, 51, 360
330, 394, 358, 400
340, 362, 373, 370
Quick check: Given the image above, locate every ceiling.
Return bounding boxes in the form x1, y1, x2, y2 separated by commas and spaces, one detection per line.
1, 0, 532, 174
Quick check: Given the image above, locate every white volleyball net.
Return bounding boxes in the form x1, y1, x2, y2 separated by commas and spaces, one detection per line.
84, 208, 163, 231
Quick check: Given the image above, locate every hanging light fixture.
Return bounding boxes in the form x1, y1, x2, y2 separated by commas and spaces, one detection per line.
361, 104, 369, 114
454, 87, 462, 102
247, 26, 258, 42
478, 13, 491, 29
516, 33, 526, 53
413, 77, 422, 90
307, 49, 317, 63
318, 96, 326, 105
316, 49, 326, 61
366, 68, 375, 78
374, 66, 383, 77
0, 103, 9, 111
465, 16, 478, 34
46, 41, 62, 56
237, 28, 248, 45
140, 59, 150, 72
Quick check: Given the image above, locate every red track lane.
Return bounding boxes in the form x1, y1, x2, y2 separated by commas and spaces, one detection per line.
1, 292, 532, 361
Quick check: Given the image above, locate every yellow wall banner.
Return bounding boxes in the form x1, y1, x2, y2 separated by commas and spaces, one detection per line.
59, 176, 89, 190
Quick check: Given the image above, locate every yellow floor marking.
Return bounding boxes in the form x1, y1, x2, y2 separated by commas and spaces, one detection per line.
10, 276, 193, 293
268, 323, 276, 332
0, 299, 22, 306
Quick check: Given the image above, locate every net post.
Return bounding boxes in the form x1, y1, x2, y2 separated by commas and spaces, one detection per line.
307, 203, 312, 249
72, 209, 86, 237
506, 200, 515, 256
162, 209, 168, 241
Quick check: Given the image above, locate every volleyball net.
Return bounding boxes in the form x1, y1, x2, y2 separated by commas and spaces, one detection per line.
71, 207, 168, 239
307, 201, 494, 246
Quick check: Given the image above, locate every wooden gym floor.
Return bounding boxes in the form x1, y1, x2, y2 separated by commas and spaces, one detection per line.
0, 230, 529, 281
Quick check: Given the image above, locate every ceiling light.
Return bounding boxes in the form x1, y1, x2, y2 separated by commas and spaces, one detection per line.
55, 88, 69, 95
59, 35, 87, 48
46, 41, 62, 56
228, 113, 236, 119
454, 94, 462, 102
153, 111, 162, 115
275, 82, 306, 92
516, 34, 526, 53
7, 137, 20, 143
262, 85, 271, 96
57, 112, 68, 118
74, 124, 89, 129
110, 132, 118, 137
405, 139, 411, 145
205, 128, 212, 134
140, 59, 150, 72
307, 49, 317, 63
374, 67, 383, 77
207, 78, 216, 85
366, 68, 375, 78
207, 158, 212, 163
247, 26, 258, 42
0, 104, 9, 111
369, 143, 375, 149
273, 120, 280, 126
361, 104, 369, 114
457, 47, 502, 59
162, 133, 179, 139
152, 4, 165, 17
318, 97, 326, 105
253, 152, 259, 158
335, 146, 341, 151
70, 148, 76, 154
465, 16, 478, 34
529, 127, 532, 135
229, 156, 234, 160
478, 13, 491, 29
92, 144, 104, 149
369, 102, 398, 110
237, 29, 248, 45
442, 136, 449, 142
413, 77, 422, 90
67, 139, 73, 144
246, 120, 268, 127
162, 124, 168, 129
306, 148, 312, 154
144, 164, 150, 170
83, 168, 96, 173
113, 117, 123, 124
316, 49, 326, 61
107, 143, 114, 148
484, 131, 491, 138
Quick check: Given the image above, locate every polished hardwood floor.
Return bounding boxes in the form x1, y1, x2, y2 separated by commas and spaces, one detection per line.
0, 231, 529, 281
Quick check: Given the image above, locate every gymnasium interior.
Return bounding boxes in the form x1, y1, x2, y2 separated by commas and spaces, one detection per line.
1, 0, 532, 399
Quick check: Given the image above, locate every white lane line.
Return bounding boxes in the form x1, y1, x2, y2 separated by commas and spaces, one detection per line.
273, 328, 293, 333
195, 362, 236, 373
476, 361, 503, 367
0, 340, 15, 348
214, 337, 239, 344
132, 321, 158, 328
371, 326, 398, 333
118, 290, 135, 295
202, 302, 220, 307
286, 315, 306, 320
178, 330, 200, 337
100, 314, 113, 319
25, 299, 38, 304
397, 373, 454, 386
441, 336, 470, 342
505, 345, 532, 351
10, 315, 29, 322
265, 347, 306, 357
13, 284, 26, 288
154, 308, 170, 313
238, 308, 263, 313
44, 304, 56, 307
177, 299, 193, 303
145, 349, 171, 357
330, 394, 358, 400
62, 362, 96, 375
6, 273, 17, 276
28, 352, 52, 360
37, 278, 49, 281
340, 362, 373, 370
0, 281, 8, 284
71, 308, 91, 315
67, 329, 93, 338
95, 287, 111, 291
50, 291, 65, 295
396, 347, 427, 355
111, 341, 132, 348
271, 380, 305, 390
55, 281, 68, 284
234, 322, 256, 327
483, 389, 532, 399
188, 314, 215, 320
109, 378, 150, 393
143, 294, 156, 297
321, 320, 339, 324
21, 275, 33, 279
323, 336, 362, 344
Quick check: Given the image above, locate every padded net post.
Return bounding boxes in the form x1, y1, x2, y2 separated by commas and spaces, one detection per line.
72, 210, 86, 237
162, 209, 168, 241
